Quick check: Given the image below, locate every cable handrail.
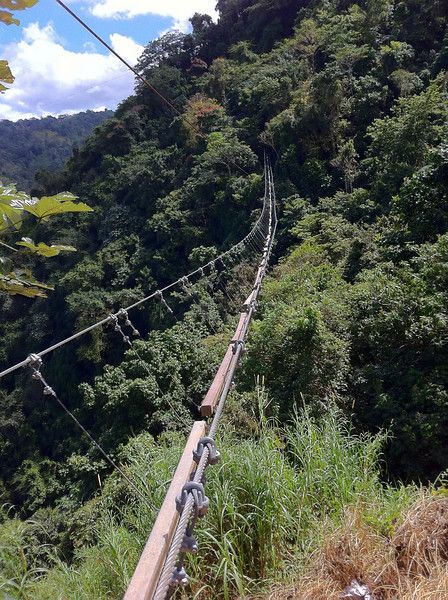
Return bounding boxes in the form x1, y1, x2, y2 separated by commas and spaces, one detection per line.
124, 156, 277, 600
0, 172, 271, 379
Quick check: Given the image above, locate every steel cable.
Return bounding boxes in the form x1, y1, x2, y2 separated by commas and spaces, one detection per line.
0, 200, 269, 379
30, 361, 156, 512
152, 157, 277, 599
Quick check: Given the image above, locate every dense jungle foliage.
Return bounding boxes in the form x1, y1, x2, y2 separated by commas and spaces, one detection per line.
0, 110, 113, 191
1, 0, 448, 597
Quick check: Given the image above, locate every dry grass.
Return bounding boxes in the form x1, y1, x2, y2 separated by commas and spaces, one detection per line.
393, 496, 448, 577
252, 496, 448, 600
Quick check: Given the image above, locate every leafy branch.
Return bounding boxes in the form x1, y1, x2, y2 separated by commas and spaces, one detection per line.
0, 183, 93, 298
0, 0, 38, 91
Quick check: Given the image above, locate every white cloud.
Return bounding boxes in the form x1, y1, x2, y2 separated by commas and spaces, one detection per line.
109, 32, 144, 64
90, 0, 218, 31
0, 22, 144, 122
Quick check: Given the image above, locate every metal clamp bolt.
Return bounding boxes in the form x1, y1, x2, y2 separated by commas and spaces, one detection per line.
193, 437, 221, 466
180, 276, 191, 293
169, 566, 189, 588
117, 309, 140, 337
156, 290, 174, 315
109, 314, 131, 345
28, 353, 43, 371
176, 482, 209, 518
180, 532, 198, 554
231, 339, 245, 355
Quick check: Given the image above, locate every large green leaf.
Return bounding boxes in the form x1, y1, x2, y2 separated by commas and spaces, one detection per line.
0, 183, 29, 205
0, 268, 53, 298
0, 182, 92, 299
0, 203, 22, 231
0, 0, 38, 26
0, 59, 14, 92
0, 185, 93, 231
17, 238, 77, 257
20, 193, 93, 219
0, 184, 28, 231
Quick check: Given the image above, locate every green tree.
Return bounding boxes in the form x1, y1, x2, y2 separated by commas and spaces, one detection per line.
364, 77, 448, 202
332, 139, 359, 193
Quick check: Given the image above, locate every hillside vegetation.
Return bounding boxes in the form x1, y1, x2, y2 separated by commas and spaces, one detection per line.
1, 0, 448, 598
0, 110, 113, 191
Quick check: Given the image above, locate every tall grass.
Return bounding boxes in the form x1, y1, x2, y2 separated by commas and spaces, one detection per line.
185, 405, 414, 598
0, 515, 51, 599
0, 405, 415, 600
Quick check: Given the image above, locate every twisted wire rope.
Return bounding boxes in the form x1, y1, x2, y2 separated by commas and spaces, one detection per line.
152, 158, 277, 599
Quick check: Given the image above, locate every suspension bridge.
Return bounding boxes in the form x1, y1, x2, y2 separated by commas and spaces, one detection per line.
0, 2, 279, 597
0, 158, 277, 599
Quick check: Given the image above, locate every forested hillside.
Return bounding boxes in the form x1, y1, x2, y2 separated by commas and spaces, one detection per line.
1, 0, 448, 598
0, 110, 113, 191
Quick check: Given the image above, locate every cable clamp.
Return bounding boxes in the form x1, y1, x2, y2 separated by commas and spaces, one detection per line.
117, 308, 140, 337
231, 339, 245, 355
180, 276, 191, 293
169, 566, 189, 589
156, 290, 174, 315
28, 353, 43, 370
109, 313, 120, 331
176, 482, 209, 518
193, 437, 221, 466
109, 314, 130, 344
180, 532, 198, 554
242, 299, 257, 313
28, 357, 55, 396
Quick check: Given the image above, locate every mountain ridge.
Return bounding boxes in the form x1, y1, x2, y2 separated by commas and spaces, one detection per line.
0, 109, 114, 191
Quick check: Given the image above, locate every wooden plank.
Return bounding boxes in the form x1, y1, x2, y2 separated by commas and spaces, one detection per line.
200, 312, 247, 417
200, 345, 233, 417
124, 421, 206, 600
243, 292, 254, 308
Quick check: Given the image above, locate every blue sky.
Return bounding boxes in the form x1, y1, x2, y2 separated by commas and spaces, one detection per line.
0, 0, 217, 121
1, 0, 170, 52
